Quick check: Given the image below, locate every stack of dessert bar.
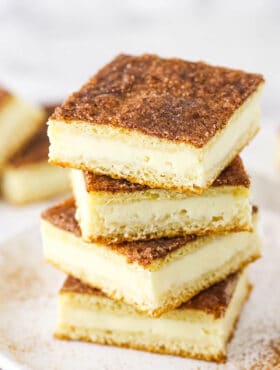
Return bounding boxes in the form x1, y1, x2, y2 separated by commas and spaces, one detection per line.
0, 88, 69, 204
41, 54, 264, 363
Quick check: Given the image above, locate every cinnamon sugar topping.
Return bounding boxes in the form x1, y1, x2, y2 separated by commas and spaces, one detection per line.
41, 198, 81, 238
180, 272, 241, 318
52, 54, 264, 147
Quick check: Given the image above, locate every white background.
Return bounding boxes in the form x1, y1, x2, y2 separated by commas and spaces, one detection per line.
0, 0, 280, 241
0, 2, 279, 368
0, 0, 279, 122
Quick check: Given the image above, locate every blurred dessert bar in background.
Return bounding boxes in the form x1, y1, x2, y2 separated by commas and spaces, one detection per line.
1, 103, 69, 204
0, 87, 45, 168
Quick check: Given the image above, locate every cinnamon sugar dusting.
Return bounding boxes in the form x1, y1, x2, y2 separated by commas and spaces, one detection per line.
41, 198, 196, 266
52, 54, 264, 147
41, 198, 81, 238
249, 338, 280, 369
84, 155, 249, 192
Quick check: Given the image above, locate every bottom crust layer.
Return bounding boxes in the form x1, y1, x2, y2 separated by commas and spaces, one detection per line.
54, 276, 252, 363
55, 330, 226, 363
85, 222, 252, 245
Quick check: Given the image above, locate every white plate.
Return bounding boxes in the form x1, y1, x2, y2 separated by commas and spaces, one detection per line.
0, 126, 279, 369
0, 181, 279, 370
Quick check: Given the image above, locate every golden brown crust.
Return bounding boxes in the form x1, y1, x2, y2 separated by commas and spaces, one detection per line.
84, 155, 249, 193
50, 122, 258, 194
54, 332, 226, 363
62, 272, 239, 319
9, 105, 57, 167
85, 222, 252, 244
52, 54, 264, 147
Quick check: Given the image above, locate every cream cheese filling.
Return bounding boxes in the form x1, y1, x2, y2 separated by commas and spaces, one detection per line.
42, 217, 259, 310
71, 168, 251, 240
151, 225, 258, 295
59, 300, 220, 346
48, 85, 262, 188
58, 270, 248, 349
49, 121, 201, 184
98, 195, 248, 225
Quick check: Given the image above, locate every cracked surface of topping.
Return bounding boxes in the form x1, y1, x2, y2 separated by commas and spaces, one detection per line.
52, 54, 264, 147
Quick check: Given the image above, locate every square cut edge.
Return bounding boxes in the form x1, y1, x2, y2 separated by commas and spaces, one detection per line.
70, 156, 252, 243
41, 200, 261, 317
1, 104, 69, 204
48, 83, 263, 193
55, 269, 251, 363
